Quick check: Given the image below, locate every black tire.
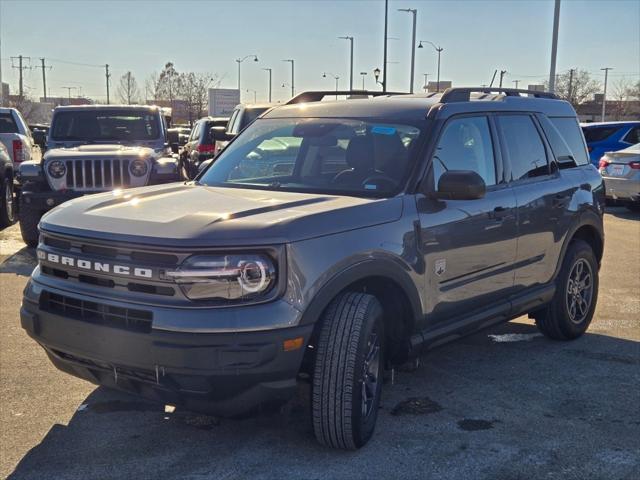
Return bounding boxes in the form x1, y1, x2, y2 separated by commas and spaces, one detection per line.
18, 196, 43, 248
312, 292, 384, 450
535, 239, 598, 340
0, 176, 16, 228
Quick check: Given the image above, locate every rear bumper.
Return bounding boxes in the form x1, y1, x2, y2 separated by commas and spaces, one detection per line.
21, 283, 313, 416
603, 177, 640, 203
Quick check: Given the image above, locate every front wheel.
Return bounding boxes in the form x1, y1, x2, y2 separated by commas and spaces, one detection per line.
535, 239, 599, 340
0, 176, 16, 228
312, 292, 384, 450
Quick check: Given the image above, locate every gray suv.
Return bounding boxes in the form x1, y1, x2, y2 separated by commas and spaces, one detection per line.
20, 88, 604, 450
17, 105, 182, 247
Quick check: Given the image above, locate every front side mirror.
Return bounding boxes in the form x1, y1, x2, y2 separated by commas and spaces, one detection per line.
209, 126, 232, 142
435, 170, 486, 200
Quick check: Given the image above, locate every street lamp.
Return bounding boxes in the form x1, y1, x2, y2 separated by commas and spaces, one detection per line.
338, 36, 354, 90
246, 89, 257, 103
398, 8, 417, 93
418, 40, 443, 92
282, 59, 295, 98
373, 68, 382, 90
236, 54, 259, 99
262, 68, 272, 103
360, 72, 367, 90
323, 72, 340, 99
422, 73, 430, 92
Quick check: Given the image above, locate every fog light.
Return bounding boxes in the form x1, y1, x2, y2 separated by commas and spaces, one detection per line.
283, 337, 304, 352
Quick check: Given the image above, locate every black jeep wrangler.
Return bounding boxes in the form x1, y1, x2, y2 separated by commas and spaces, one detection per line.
21, 88, 604, 449
17, 105, 182, 246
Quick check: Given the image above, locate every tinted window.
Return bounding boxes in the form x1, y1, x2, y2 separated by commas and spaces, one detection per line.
433, 116, 497, 187
623, 126, 640, 145
51, 109, 160, 141
582, 126, 618, 143
498, 115, 548, 181
239, 107, 270, 130
549, 117, 590, 166
0, 112, 18, 134
200, 118, 422, 197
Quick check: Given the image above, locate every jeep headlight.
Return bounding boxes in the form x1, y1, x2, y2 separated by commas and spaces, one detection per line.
129, 159, 148, 177
165, 254, 276, 301
47, 160, 66, 179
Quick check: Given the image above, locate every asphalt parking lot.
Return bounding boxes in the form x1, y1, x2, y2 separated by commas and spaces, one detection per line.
1, 208, 638, 480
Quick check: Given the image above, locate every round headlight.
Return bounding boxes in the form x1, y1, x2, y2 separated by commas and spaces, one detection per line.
47, 160, 66, 179
129, 159, 148, 177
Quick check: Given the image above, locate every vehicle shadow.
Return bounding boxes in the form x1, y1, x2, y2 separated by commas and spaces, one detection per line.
605, 205, 639, 220
7, 320, 640, 480
0, 247, 37, 276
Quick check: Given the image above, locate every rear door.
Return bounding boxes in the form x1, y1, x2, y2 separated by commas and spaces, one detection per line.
496, 113, 575, 290
417, 114, 518, 324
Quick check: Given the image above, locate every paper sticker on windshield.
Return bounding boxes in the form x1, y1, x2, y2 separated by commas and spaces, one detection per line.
371, 126, 396, 135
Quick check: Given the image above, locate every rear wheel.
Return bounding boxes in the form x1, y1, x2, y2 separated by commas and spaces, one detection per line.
0, 176, 16, 228
535, 239, 598, 340
312, 292, 384, 450
18, 196, 43, 247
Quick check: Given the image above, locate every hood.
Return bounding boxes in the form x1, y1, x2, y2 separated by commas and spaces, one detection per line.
40, 183, 403, 247
44, 144, 155, 160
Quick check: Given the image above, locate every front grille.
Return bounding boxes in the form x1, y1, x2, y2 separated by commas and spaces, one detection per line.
40, 291, 153, 333
64, 158, 131, 191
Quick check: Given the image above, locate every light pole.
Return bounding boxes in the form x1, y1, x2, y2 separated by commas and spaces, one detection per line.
548, 0, 561, 92
282, 59, 295, 98
323, 72, 340, 99
246, 89, 257, 103
422, 73, 430, 91
513, 79, 520, 89
373, 68, 382, 90
601, 67, 613, 121
418, 40, 443, 92
360, 72, 367, 90
262, 68, 272, 103
398, 8, 417, 93
236, 55, 258, 99
338, 36, 354, 90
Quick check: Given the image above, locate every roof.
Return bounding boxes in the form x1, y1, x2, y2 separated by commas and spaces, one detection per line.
52, 104, 163, 112
264, 90, 576, 121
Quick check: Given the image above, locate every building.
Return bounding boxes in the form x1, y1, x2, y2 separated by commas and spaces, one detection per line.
576, 99, 640, 123
425, 81, 452, 93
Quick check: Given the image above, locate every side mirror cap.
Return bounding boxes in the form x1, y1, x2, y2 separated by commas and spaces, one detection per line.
435, 170, 486, 200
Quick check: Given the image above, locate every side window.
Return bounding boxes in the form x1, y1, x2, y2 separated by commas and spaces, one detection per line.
228, 109, 241, 134
189, 122, 201, 142
432, 116, 497, 187
550, 117, 590, 166
497, 115, 549, 181
623, 126, 640, 145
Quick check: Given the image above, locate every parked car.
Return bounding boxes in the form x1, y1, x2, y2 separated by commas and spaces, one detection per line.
0, 143, 16, 228
21, 88, 604, 450
181, 117, 228, 178
197, 103, 275, 174
16, 104, 182, 247
0, 107, 42, 166
598, 143, 640, 211
582, 121, 640, 165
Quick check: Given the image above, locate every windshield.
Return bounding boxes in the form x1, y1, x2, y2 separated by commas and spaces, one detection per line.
51, 109, 161, 142
199, 118, 422, 197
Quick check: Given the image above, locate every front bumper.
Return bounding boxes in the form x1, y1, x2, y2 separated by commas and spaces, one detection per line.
603, 177, 640, 203
21, 188, 82, 210
21, 282, 313, 416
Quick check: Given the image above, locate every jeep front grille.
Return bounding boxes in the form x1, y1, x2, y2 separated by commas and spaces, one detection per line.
65, 158, 131, 191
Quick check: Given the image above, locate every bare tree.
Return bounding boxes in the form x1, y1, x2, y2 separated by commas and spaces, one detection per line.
178, 72, 221, 124
144, 72, 161, 103
546, 69, 601, 107
117, 71, 140, 105
610, 78, 635, 120
157, 62, 181, 109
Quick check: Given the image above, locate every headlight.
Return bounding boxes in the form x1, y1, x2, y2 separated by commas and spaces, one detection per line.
164, 254, 276, 301
47, 160, 66, 179
129, 159, 148, 177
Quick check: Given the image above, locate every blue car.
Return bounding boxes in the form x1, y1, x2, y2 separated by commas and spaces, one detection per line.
581, 121, 640, 165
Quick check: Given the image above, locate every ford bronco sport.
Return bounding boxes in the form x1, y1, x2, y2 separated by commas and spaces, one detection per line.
21, 88, 604, 449
17, 105, 182, 247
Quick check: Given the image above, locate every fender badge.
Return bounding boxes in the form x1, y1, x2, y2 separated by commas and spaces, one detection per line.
435, 259, 446, 276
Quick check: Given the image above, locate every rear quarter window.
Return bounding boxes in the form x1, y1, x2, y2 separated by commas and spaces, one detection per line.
551, 117, 590, 166
0, 112, 19, 134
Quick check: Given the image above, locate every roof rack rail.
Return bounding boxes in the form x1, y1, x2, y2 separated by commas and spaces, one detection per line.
285, 90, 406, 105
440, 87, 558, 103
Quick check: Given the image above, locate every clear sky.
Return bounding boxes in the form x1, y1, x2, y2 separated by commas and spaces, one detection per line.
1, 0, 638, 104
